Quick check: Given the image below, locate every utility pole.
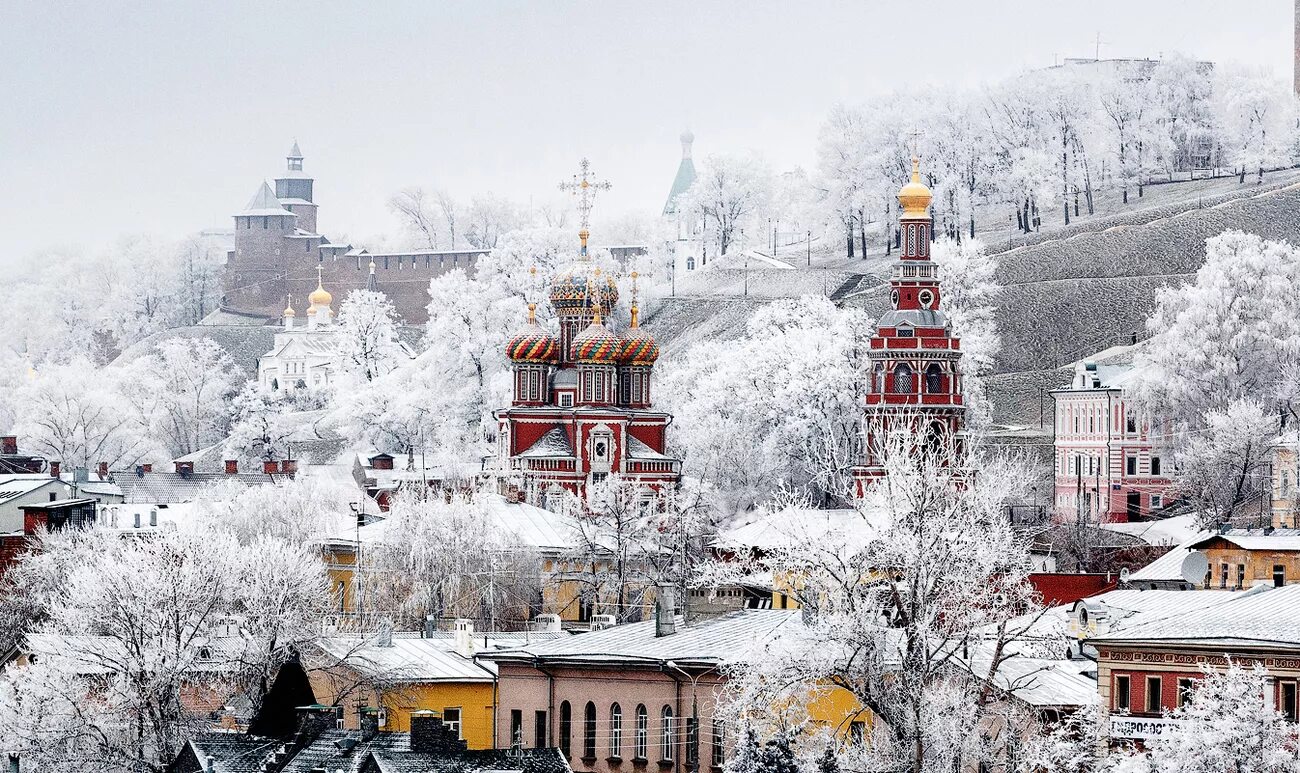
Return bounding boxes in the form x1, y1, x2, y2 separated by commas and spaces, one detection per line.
807, 231, 811, 267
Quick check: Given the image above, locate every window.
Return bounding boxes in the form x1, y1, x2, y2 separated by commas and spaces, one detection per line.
1151, 494, 1163, 510
634, 705, 648, 760
1126, 416, 1137, 434
510, 709, 522, 746
892, 363, 914, 394
559, 393, 573, 408
1236, 563, 1246, 590
1282, 681, 1298, 722
1145, 676, 1162, 714
661, 705, 674, 761
1220, 563, 1229, 589
1126, 456, 1137, 476
1177, 678, 1194, 708
1115, 675, 1131, 711
583, 702, 596, 759
610, 703, 622, 758
925, 364, 943, 394
895, 325, 914, 338
686, 257, 696, 270
1275, 564, 1286, 588
712, 720, 726, 766
1151, 456, 1162, 476
444, 707, 462, 739
685, 717, 700, 767
559, 701, 572, 757
535, 710, 547, 748
1285, 471, 1293, 498
873, 364, 885, 393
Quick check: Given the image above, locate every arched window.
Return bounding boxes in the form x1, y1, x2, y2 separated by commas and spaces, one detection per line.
583, 701, 596, 759
610, 703, 623, 757
873, 364, 885, 393
925, 363, 943, 394
892, 363, 914, 394
559, 701, 572, 757
686, 256, 696, 270
635, 705, 648, 760
661, 705, 675, 761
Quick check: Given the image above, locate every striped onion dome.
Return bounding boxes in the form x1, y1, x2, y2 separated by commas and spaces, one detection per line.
618, 305, 659, 365
505, 304, 559, 363
571, 319, 620, 364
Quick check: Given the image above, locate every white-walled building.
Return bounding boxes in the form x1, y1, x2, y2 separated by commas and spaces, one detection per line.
1051, 349, 1175, 523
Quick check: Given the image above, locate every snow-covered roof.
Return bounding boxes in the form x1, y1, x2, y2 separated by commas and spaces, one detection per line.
0, 474, 62, 503
626, 436, 670, 460
958, 648, 1099, 708
239, 182, 295, 217
1125, 537, 1205, 583
97, 502, 195, 532
323, 494, 577, 553
1092, 584, 1300, 648
1071, 588, 1250, 632
516, 428, 575, 459
1188, 529, 1300, 552
482, 609, 799, 667
717, 506, 879, 552
114, 470, 276, 504
20, 632, 247, 675
1102, 514, 1203, 546
317, 631, 571, 683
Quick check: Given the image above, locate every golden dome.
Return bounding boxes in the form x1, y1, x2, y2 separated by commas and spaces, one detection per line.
897, 156, 932, 217
283, 295, 296, 318
308, 267, 333, 308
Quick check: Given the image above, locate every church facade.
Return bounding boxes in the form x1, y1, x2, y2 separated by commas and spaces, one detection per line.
223, 143, 488, 324
854, 159, 966, 490
495, 226, 681, 506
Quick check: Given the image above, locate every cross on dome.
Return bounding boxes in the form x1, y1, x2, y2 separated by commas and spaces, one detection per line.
558, 158, 612, 233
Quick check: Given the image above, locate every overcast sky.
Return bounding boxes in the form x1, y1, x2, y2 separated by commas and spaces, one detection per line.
0, 0, 1292, 259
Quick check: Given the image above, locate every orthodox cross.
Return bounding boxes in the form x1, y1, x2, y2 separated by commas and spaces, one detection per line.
558, 158, 612, 231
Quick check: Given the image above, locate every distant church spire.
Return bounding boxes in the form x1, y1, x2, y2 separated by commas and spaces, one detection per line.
367, 258, 377, 291
287, 140, 304, 172
663, 130, 698, 216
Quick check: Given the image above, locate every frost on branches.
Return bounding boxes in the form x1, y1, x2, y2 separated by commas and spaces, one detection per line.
1133, 231, 1300, 525
711, 427, 1044, 773
0, 527, 328, 773
658, 296, 872, 513
335, 288, 404, 384
1114, 661, 1300, 773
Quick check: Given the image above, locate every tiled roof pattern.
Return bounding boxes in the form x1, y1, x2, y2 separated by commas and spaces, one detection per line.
115, 471, 274, 504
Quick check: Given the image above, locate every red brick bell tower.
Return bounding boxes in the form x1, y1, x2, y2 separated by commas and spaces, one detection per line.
854, 157, 965, 491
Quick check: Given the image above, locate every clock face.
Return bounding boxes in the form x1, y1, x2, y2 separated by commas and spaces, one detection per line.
919, 289, 934, 308
891, 289, 900, 307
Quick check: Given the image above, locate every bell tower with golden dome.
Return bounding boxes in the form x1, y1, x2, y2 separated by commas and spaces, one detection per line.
854, 157, 965, 490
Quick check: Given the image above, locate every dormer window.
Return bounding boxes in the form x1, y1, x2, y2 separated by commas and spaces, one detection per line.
896, 325, 914, 338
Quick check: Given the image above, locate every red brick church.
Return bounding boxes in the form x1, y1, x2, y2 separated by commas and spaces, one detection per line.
855, 158, 966, 490
495, 221, 680, 507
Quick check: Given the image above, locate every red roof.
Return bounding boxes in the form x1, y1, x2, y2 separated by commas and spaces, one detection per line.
1028, 573, 1118, 607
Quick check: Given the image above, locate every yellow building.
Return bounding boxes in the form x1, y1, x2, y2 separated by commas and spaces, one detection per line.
1271, 438, 1299, 528
308, 622, 571, 750
1190, 531, 1300, 590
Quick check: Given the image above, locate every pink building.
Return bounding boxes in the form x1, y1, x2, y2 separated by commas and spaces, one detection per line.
479, 609, 797, 773
1051, 356, 1174, 523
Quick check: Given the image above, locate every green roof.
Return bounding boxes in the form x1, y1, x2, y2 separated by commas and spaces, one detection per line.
662, 156, 697, 215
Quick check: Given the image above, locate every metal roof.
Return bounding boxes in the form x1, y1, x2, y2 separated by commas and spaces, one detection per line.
240, 181, 295, 217
516, 427, 574, 459
662, 156, 697, 216
482, 609, 799, 667
958, 648, 1099, 708
317, 631, 572, 683
324, 494, 578, 554
1092, 584, 1300, 648
0, 474, 61, 502
1188, 529, 1300, 552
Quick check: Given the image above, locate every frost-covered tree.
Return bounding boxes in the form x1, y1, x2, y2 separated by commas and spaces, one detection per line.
713, 430, 1041, 773
931, 238, 1000, 429
679, 152, 774, 256
1116, 661, 1300, 773
191, 474, 358, 546
1133, 231, 1300, 523
15, 358, 151, 468
336, 288, 404, 384
1212, 66, 1298, 184
659, 296, 872, 512
0, 527, 328, 773
223, 385, 298, 465
388, 186, 441, 249
122, 336, 239, 457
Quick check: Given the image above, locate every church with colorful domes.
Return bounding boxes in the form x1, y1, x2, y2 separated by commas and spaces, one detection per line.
854, 157, 966, 489
495, 225, 681, 507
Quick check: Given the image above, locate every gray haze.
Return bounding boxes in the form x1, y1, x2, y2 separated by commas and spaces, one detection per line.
0, 0, 1291, 259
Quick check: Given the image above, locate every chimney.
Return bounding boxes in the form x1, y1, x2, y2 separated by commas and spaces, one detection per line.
589, 614, 616, 631
375, 618, 394, 648
225, 459, 238, 475
174, 461, 194, 475
410, 711, 466, 754
97, 461, 108, 479
371, 454, 394, 471
203, 755, 215, 773
533, 613, 562, 633
49, 461, 60, 478
359, 707, 381, 741
453, 618, 475, 658
73, 466, 89, 484
263, 460, 279, 475
280, 459, 298, 476
1, 436, 16, 455
654, 585, 676, 638
141, 463, 152, 473
423, 615, 437, 638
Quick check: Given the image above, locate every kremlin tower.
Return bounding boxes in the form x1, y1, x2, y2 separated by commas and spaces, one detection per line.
854, 157, 965, 489
495, 163, 680, 506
